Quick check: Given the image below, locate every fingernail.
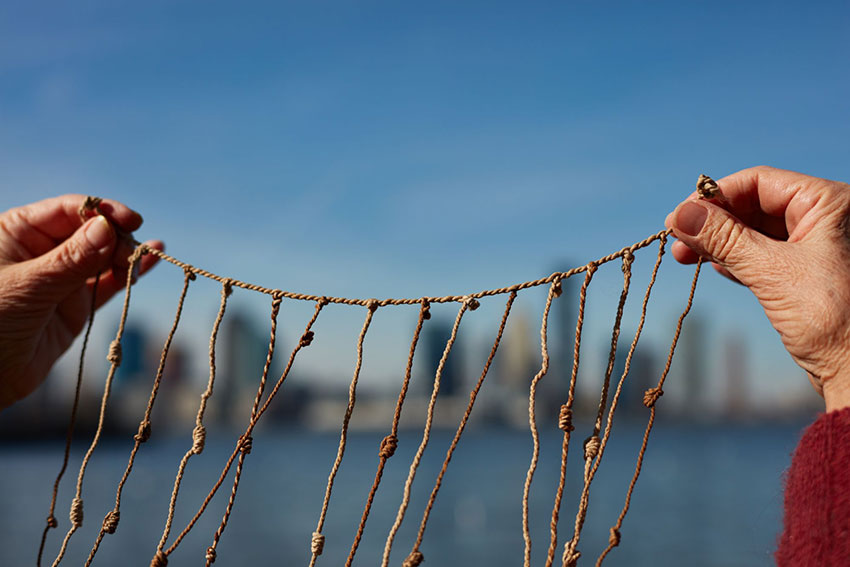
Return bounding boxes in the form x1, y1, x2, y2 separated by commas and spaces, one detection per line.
131, 262, 140, 284
675, 201, 708, 236
85, 215, 114, 251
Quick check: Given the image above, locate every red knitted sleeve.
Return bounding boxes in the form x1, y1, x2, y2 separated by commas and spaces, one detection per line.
776, 406, 850, 566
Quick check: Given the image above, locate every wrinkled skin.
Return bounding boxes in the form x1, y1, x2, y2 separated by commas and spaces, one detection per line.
0, 195, 162, 409
666, 166, 850, 412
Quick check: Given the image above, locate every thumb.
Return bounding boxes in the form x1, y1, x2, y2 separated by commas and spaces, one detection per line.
25, 215, 116, 299
670, 200, 781, 285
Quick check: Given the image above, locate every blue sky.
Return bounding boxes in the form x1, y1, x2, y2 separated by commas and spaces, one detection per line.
1, 0, 848, 409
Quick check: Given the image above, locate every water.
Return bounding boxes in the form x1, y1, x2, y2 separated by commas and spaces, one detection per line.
1, 421, 802, 566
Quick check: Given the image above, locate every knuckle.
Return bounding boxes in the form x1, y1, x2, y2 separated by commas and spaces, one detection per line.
708, 215, 746, 261
55, 239, 91, 277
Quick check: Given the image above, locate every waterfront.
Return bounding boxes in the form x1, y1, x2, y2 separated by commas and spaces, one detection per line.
2, 420, 804, 566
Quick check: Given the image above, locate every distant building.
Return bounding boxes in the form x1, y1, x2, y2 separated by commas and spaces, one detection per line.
723, 331, 748, 417
219, 310, 276, 424
537, 264, 578, 421
611, 338, 657, 414
116, 325, 148, 384
676, 312, 707, 415
422, 319, 464, 398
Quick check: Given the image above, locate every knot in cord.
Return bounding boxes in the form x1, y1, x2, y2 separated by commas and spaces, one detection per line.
239, 434, 253, 455
463, 296, 480, 311
70, 497, 84, 528
205, 546, 217, 563
564, 549, 581, 567
135, 420, 152, 443
300, 331, 315, 347
271, 290, 283, 309
643, 387, 664, 408
583, 435, 600, 460
558, 404, 574, 432
697, 174, 720, 199
150, 550, 168, 567
586, 262, 598, 276
403, 550, 424, 567
367, 298, 380, 312
311, 531, 325, 555
46, 514, 58, 529
609, 527, 621, 547
379, 434, 398, 458
223, 279, 233, 297
79, 196, 103, 220
622, 249, 635, 271
107, 340, 123, 366
102, 510, 120, 534
184, 267, 197, 281
552, 277, 563, 298
192, 424, 206, 454
421, 299, 431, 320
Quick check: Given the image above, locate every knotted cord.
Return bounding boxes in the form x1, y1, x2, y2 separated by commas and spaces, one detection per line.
40, 185, 708, 566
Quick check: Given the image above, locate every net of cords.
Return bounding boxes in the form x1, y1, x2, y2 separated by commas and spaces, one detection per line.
37, 179, 707, 567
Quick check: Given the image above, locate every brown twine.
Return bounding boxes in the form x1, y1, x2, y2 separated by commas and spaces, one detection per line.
402, 550, 424, 567
37, 274, 100, 567
309, 301, 378, 567
51, 248, 145, 567
562, 252, 635, 566
311, 531, 325, 555
381, 299, 473, 567
205, 292, 282, 565
139, 229, 669, 307
154, 279, 231, 564
540, 265, 595, 567
84, 268, 194, 566
595, 259, 702, 566
406, 292, 516, 562
50, 195, 704, 567
344, 300, 430, 567
161, 300, 326, 558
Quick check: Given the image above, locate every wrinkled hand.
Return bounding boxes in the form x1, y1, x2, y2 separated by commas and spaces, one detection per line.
0, 195, 162, 409
666, 166, 850, 412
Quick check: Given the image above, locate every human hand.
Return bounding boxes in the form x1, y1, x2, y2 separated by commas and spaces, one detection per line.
0, 195, 162, 409
666, 166, 850, 413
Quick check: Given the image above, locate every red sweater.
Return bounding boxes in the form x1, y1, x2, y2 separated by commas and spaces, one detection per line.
776, 407, 850, 566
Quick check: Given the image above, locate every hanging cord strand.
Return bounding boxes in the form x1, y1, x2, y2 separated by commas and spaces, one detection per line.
51, 246, 146, 567
205, 291, 283, 565
154, 278, 232, 562
162, 299, 326, 558
84, 268, 195, 567
309, 300, 379, 567
518, 276, 567, 567
595, 259, 702, 567
344, 300, 431, 567
562, 251, 635, 566
381, 299, 473, 567
405, 292, 515, 565
37, 273, 100, 567
543, 264, 597, 567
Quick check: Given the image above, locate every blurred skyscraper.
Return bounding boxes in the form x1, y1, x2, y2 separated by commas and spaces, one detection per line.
116, 325, 148, 384
539, 264, 578, 420
723, 330, 749, 418
611, 338, 657, 414
676, 313, 707, 416
422, 318, 463, 398
219, 310, 275, 424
